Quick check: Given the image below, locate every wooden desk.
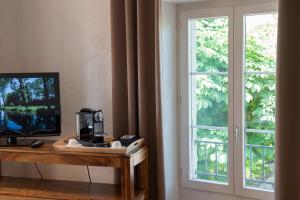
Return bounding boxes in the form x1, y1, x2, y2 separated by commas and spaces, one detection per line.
0, 141, 148, 200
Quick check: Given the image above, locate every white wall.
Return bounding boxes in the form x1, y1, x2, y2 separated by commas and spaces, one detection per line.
161, 2, 180, 200
0, 0, 114, 184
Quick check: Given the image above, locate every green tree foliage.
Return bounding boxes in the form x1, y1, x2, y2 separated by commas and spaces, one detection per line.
0, 78, 55, 109
0, 79, 10, 107
193, 18, 229, 182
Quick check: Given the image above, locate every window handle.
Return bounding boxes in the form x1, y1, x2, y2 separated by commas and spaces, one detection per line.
234, 126, 240, 141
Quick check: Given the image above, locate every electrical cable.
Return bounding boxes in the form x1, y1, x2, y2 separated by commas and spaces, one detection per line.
86, 165, 91, 183
34, 163, 43, 180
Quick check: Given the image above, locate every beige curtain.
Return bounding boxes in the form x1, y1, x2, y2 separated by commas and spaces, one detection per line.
110, 0, 165, 199
276, 1, 300, 199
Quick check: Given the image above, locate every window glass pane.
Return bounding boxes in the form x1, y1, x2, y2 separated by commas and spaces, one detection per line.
189, 16, 229, 185
245, 14, 278, 72
192, 128, 228, 183
190, 17, 228, 72
245, 74, 276, 130
191, 75, 228, 127
243, 13, 277, 191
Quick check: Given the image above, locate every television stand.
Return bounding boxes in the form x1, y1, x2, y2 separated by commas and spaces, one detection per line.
0, 140, 148, 200
0, 137, 36, 147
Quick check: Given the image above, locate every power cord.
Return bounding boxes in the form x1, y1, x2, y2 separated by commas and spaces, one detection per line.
34, 163, 91, 183
86, 165, 91, 183
34, 163, 43, 180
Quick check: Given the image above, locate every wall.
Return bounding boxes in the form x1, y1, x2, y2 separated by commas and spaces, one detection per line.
0, 0, 114, 183
177, 0, 277, 10
181, 189, 254, 200
161, 2, 180, 200
0, 0, 20, 72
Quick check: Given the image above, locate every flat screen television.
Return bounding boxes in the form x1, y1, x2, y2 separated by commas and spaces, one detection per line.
0, 73, 61, 144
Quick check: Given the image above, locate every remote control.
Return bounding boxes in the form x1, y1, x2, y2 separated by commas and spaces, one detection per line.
31, 141, 44, 148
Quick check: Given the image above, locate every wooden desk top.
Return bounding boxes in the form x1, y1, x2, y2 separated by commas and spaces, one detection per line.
0, 141, 145, 156
0, 141, 148, 168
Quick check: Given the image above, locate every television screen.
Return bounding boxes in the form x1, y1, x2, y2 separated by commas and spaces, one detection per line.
0, 73, 61, 137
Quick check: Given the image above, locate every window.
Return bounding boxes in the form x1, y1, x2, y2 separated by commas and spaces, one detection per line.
243, 13, 277, 191
190, 16, 230, 184
180, 3, 277, 199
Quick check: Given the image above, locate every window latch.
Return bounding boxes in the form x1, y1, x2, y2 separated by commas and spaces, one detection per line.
234, 126, 240, 141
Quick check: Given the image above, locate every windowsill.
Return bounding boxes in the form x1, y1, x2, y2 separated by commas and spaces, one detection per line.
180, 186, 274, 200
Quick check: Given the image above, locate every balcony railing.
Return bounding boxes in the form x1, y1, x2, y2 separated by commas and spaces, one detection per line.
193, 140, 228, 182
245, 143, 275, 190
193, 138, 275, 189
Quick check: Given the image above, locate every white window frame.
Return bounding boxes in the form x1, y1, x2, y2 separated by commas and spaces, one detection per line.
234, 3, 278, 200
179, 7, 234, 195
179, 2, 278, 199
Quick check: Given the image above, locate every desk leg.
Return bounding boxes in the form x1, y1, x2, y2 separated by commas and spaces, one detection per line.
121, 157, 134, 200
138, 151, 148, 200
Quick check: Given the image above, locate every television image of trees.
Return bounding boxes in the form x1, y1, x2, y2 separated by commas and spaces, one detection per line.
191, 14, 277, 190
0, 77, 57, 134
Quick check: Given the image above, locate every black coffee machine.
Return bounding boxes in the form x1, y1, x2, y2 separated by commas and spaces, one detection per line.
75, 108, 108, 147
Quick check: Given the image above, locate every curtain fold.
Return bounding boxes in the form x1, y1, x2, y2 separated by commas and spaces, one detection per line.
110, 0, 165, 199
276, 1, 300, 199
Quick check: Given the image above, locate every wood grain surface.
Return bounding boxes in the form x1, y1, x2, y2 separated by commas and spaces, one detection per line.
0, 141, 148, 200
